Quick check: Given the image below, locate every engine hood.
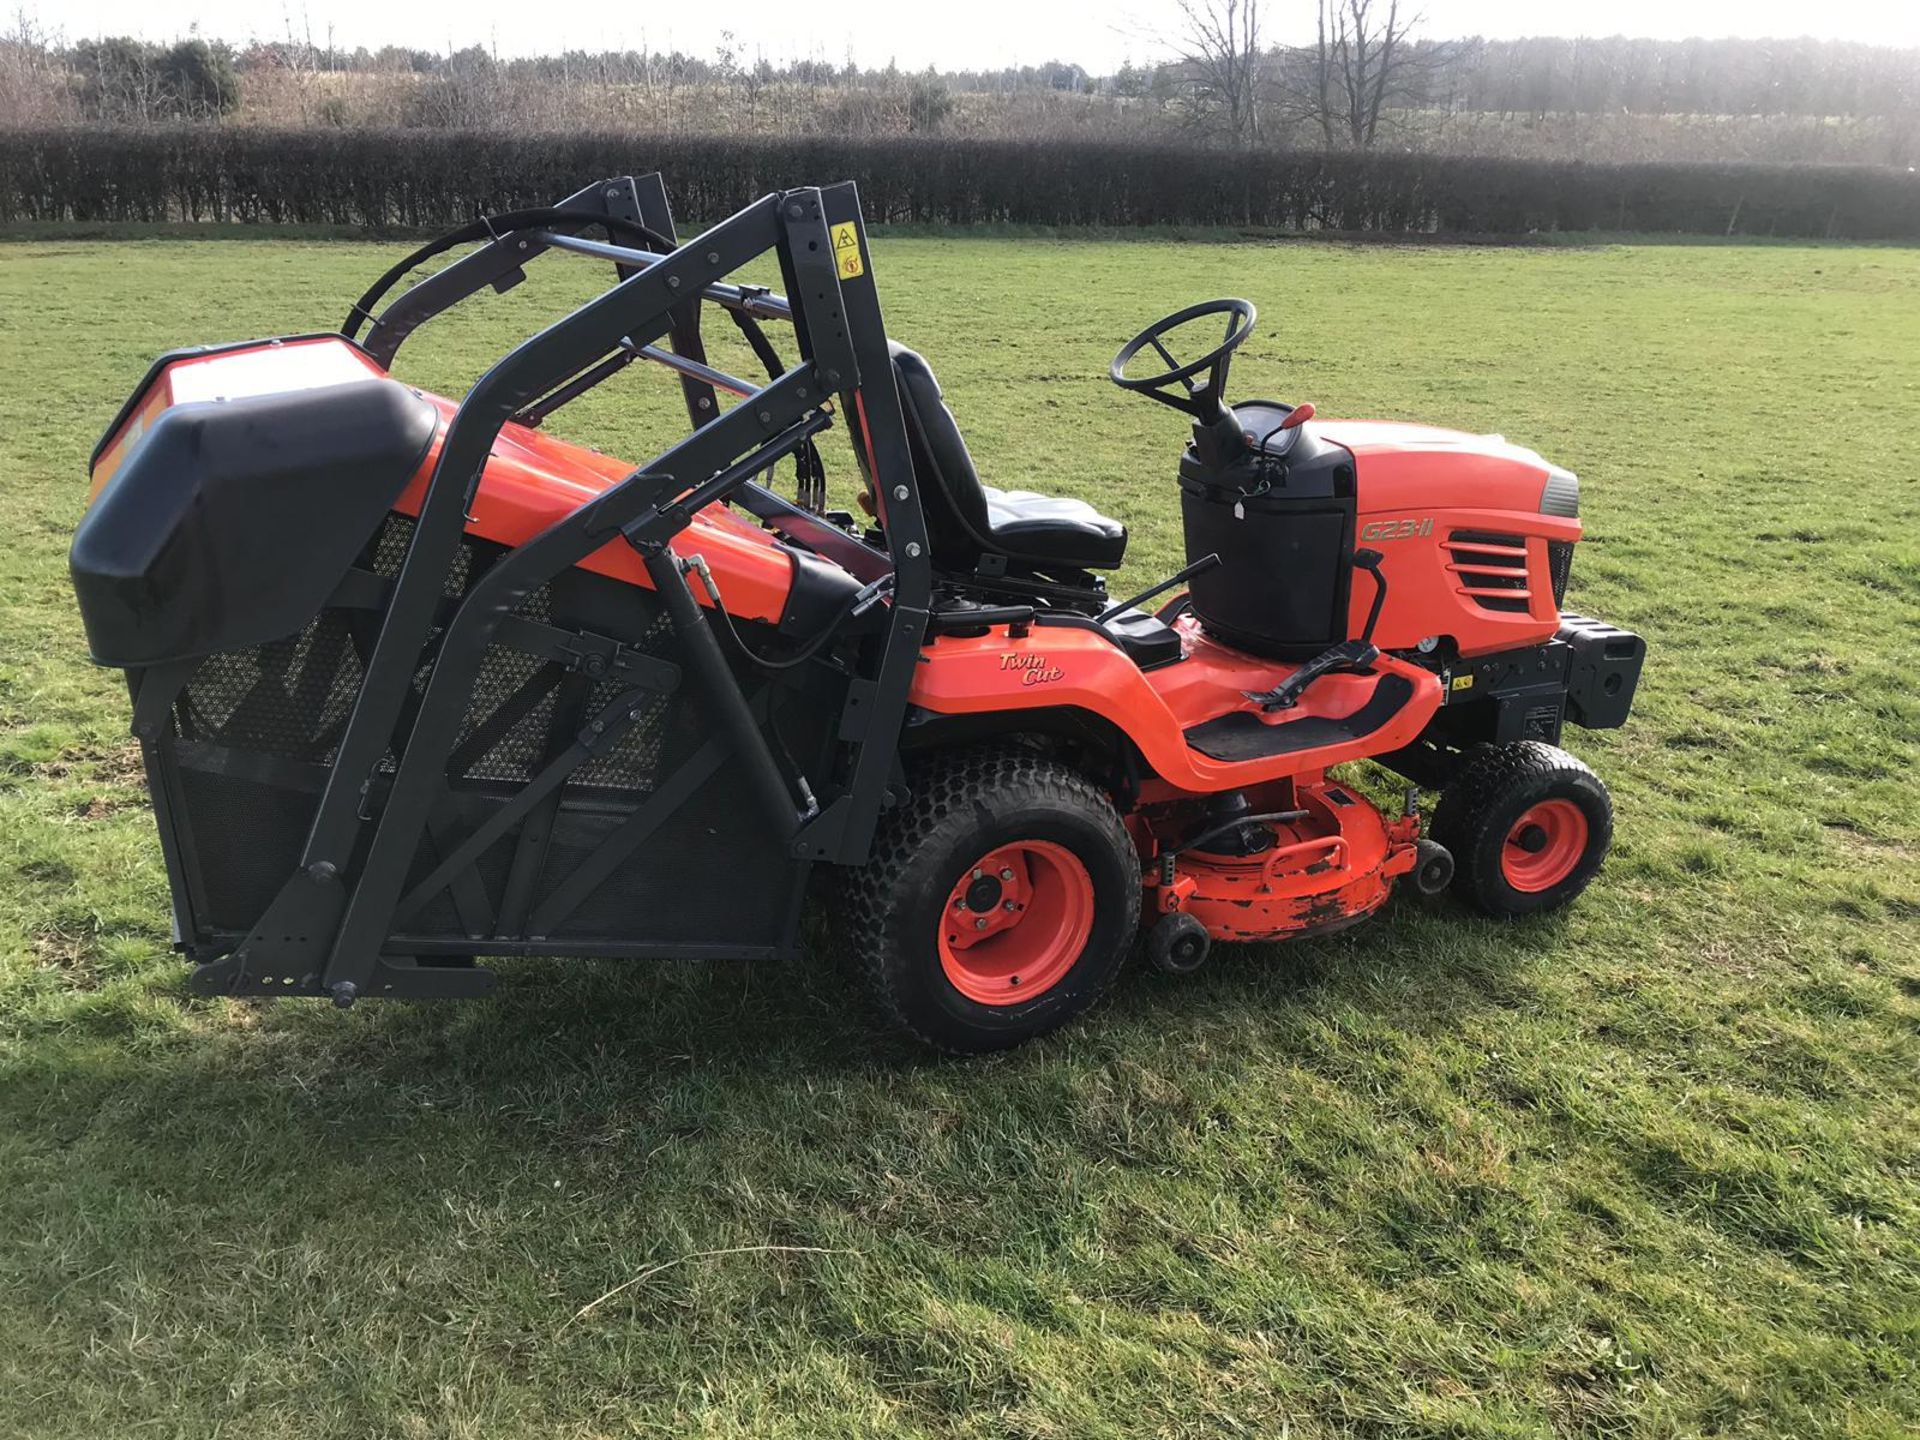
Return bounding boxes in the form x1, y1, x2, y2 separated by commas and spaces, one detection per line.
1314, 419, 1540, 463
1313, 419, 1579, 519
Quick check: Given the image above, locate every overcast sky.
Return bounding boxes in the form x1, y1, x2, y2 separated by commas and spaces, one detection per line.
24, 0, 1920, 71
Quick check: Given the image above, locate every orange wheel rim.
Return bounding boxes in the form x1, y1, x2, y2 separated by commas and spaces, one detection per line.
937, 840, 1095, 1005
1500, 799, 1589, 892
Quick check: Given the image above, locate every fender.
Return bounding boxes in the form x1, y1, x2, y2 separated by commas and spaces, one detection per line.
909, 616, 1444, 791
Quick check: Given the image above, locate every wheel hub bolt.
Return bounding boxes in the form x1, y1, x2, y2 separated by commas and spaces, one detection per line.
975, 917, 989, 930
964, 873, 1003, 912
1000, 868, 1014, 881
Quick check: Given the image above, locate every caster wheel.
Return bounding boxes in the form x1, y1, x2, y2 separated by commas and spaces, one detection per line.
1411, 838, 1454, 896
1146, 911, 1212, 975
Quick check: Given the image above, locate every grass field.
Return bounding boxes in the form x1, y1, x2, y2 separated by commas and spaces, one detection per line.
1, 231, 1916, 1438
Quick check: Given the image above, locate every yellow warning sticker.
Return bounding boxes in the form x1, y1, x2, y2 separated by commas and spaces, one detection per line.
831, 221, 864, 280
1451, 673, 1475, 691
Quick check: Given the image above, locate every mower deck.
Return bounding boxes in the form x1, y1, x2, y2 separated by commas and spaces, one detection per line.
1144, 774, 1420, 943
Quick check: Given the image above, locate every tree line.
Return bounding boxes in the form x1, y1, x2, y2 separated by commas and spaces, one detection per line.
1, 16, 1914, 143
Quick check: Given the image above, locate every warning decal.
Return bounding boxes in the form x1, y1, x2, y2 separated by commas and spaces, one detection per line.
830, 221, 864, 279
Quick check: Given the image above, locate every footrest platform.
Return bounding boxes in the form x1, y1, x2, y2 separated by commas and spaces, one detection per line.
1184, 674, 1416, 762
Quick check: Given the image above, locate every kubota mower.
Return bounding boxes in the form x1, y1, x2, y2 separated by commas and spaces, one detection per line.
71, 175, 1645, 1052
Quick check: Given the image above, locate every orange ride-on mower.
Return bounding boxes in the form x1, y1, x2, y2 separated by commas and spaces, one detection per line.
71, 175, 1645, 1052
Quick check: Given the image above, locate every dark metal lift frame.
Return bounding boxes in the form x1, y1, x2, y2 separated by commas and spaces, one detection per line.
195, 176, 932, 1004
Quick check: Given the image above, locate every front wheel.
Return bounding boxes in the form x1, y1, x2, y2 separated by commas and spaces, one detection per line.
841, 746, 1141, 1053
1430, 741, 1613, 917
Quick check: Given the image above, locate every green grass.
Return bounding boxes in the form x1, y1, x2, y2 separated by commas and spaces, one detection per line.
1, 232, 1917, 1438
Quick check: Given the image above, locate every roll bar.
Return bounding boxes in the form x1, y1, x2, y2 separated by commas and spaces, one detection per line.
343, 178, 800, 425
531, 227, 797, 324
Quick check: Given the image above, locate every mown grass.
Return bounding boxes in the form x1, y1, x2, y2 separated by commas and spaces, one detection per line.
0, 232, 1916, 1438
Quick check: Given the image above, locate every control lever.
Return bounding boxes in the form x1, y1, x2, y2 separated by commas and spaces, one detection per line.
1096, 552, 1221, 623
1244, 549, 1390, 712
1351, 548, 1388, 645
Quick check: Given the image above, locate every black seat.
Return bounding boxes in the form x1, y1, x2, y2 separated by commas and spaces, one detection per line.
888, 344, 1127, 572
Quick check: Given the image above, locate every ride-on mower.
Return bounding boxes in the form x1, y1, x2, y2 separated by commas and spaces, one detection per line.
71, 175, 1645, 1052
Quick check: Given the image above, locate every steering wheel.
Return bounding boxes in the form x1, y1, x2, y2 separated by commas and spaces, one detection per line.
1110, 298, 1257, 421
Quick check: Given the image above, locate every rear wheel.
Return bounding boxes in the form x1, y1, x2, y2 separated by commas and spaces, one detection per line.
1430, 741, 1613, 916
842, 746, 1140, 1052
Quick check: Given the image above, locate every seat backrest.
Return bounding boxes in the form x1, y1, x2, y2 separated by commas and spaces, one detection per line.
886, 343, 997, 566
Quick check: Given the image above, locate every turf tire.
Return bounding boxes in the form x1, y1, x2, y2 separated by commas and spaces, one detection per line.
1430, 741, 1613, 917
842, 746, 1140, 1053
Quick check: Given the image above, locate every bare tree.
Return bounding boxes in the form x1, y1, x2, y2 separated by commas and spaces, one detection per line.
1311, 0, 1427, 147
1172, 0, 1263, 149
0, 9, 75, 124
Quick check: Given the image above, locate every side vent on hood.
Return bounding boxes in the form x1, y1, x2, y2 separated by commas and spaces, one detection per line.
1547, 539, 1574, 606
1444, 530, 1532, 614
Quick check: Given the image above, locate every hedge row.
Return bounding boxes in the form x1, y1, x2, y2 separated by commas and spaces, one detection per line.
2, 127, 1916, 239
